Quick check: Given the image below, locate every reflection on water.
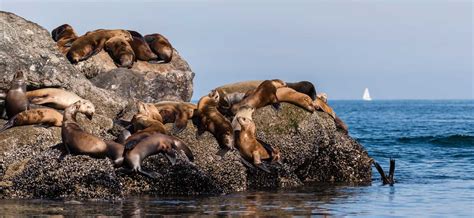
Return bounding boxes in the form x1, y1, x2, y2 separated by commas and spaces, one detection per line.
0, 184, 357, 216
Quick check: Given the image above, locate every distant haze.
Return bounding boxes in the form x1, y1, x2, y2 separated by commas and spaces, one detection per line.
2, 0, 472, 100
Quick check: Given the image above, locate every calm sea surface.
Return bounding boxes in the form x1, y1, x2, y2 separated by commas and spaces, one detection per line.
1, 100, 473, 216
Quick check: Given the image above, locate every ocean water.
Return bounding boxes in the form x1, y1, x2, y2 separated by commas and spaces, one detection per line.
1, 100, 473, 216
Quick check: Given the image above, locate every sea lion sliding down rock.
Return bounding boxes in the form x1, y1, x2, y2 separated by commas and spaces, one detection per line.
4, 71, 29, 119
235, 116, 281, 173
144, 33, 173, 63
127, 30, 158, 61
66, 29, 132, 64
26, 88, 84, 110
153, 101, 196, 134
61, 100, 123, 164
51, 24, 78, 55
194, 90, 234, 157
230, 79, 287, 114
104, 36, 135, 68
119, 132, 194, 179
0, 108, 63, 132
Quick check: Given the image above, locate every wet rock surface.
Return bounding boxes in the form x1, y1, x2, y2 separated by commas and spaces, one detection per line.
0, 12, 372, 200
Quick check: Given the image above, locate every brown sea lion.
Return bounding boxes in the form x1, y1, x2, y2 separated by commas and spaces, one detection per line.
286, 81, 317, 100
66, 29, 132, 64
26, 88, 83, 110
153, 101, 196, 134
5, 71, 29, 119
104, 36, 135, 68
61, 100, 123, 163
230, 79, 287, 114
120, 133, 194, 179
0, 108, 63, 132
127, 30, 158, 61
144, 33, 173, 63
317, 93, 328, 103
235, 116, 280, 173
194, 91, 234, 156
276, 87, 315, 112
51, 24, 78, 54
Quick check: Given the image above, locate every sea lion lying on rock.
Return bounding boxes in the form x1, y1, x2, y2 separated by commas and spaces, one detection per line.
0, 108, 63, 132
26, 88, 84, 110
194, 90, 234, 157
119, 132, 194, 179
230, 79, 287, 115
67, 29, 132, 64
104, 36, 135, 68
153, 101, 196, 134
144, 33, 174, 63
61, 100, 124, 163
235, 116, 281, 173
51, 24, 78, 55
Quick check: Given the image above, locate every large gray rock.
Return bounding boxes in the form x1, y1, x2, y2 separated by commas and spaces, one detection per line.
0, 11, 372, 200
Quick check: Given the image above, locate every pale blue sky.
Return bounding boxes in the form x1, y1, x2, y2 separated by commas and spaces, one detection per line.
1, 0, 472, 100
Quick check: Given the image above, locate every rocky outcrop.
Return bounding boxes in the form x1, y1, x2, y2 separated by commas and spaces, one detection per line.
0, 12, 372, 200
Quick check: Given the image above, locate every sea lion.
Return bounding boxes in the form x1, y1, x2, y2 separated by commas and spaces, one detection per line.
104, 36, 135, 68
235, 116, 280, 173
317, 93, 328, 103
61, 100, 123, 163
5, 71, 29, 119
286, 81, 317, 100
51, 24, 78, 54
230, 79, 287, 114
144, 33, 173, 63
26, 88, 83, 110
127, 30, 158, 61
120, 133, 194, 179
67, 29, 132, 64
276, 87, 315, 112
194, 91, 234, 156
153, 101, 196, 134
0, 108, 63, 132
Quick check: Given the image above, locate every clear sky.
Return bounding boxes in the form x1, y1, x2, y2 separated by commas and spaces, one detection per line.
1, 0, 472, 100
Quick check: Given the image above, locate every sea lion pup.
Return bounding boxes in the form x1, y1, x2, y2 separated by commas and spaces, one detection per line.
0, 108, 63, 132
120, 133, 194, 179
235, 116, 280, 173
194, 90, 234, 157
104, 36, 135, 68
5, 71, 29, 119
276, 87, 315, 112
144, 33, 173, 63
127, 30, 158, 61
286, 81, 317, 101
26, 88, 83, 110
66, 29, 132, 64
153, 101, 196, 134
230, 79, 287, 115
61, 100, 123, 163
51, 24, 78, 54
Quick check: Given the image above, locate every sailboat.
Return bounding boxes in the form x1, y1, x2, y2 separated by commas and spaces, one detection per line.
363, 88, 372, 101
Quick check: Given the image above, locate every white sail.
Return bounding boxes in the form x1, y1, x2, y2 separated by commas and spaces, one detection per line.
363, 88, 372, 101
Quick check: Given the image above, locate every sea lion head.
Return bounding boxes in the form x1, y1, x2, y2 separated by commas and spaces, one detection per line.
119, 54, 134, 68
118, 30, 133, 42
51, 24, 74, 41
271, 79, 287, 88
75, 100, 96, 120
237, 116, 255, 133
127, 30, 143, 38
208, 89, 220, 102
10, 71, 26, 90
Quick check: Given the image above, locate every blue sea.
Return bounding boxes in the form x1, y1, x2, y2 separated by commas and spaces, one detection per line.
1, 100, 473, 216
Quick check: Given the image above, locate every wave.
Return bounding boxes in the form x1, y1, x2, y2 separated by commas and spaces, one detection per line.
397, 134, 474, 147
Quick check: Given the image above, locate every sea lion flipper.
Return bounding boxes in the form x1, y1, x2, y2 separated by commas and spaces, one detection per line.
172, 140, 194, 162
373, 161, 389, 185
256, 163, 271, 173
240, 157, 256, 169
0, 114, 17, 133
165, 152, 177, 165
171, 112, 188, 135
271, 102, 281, 111
216, 148, 230, 157
138, 169, 159, 179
